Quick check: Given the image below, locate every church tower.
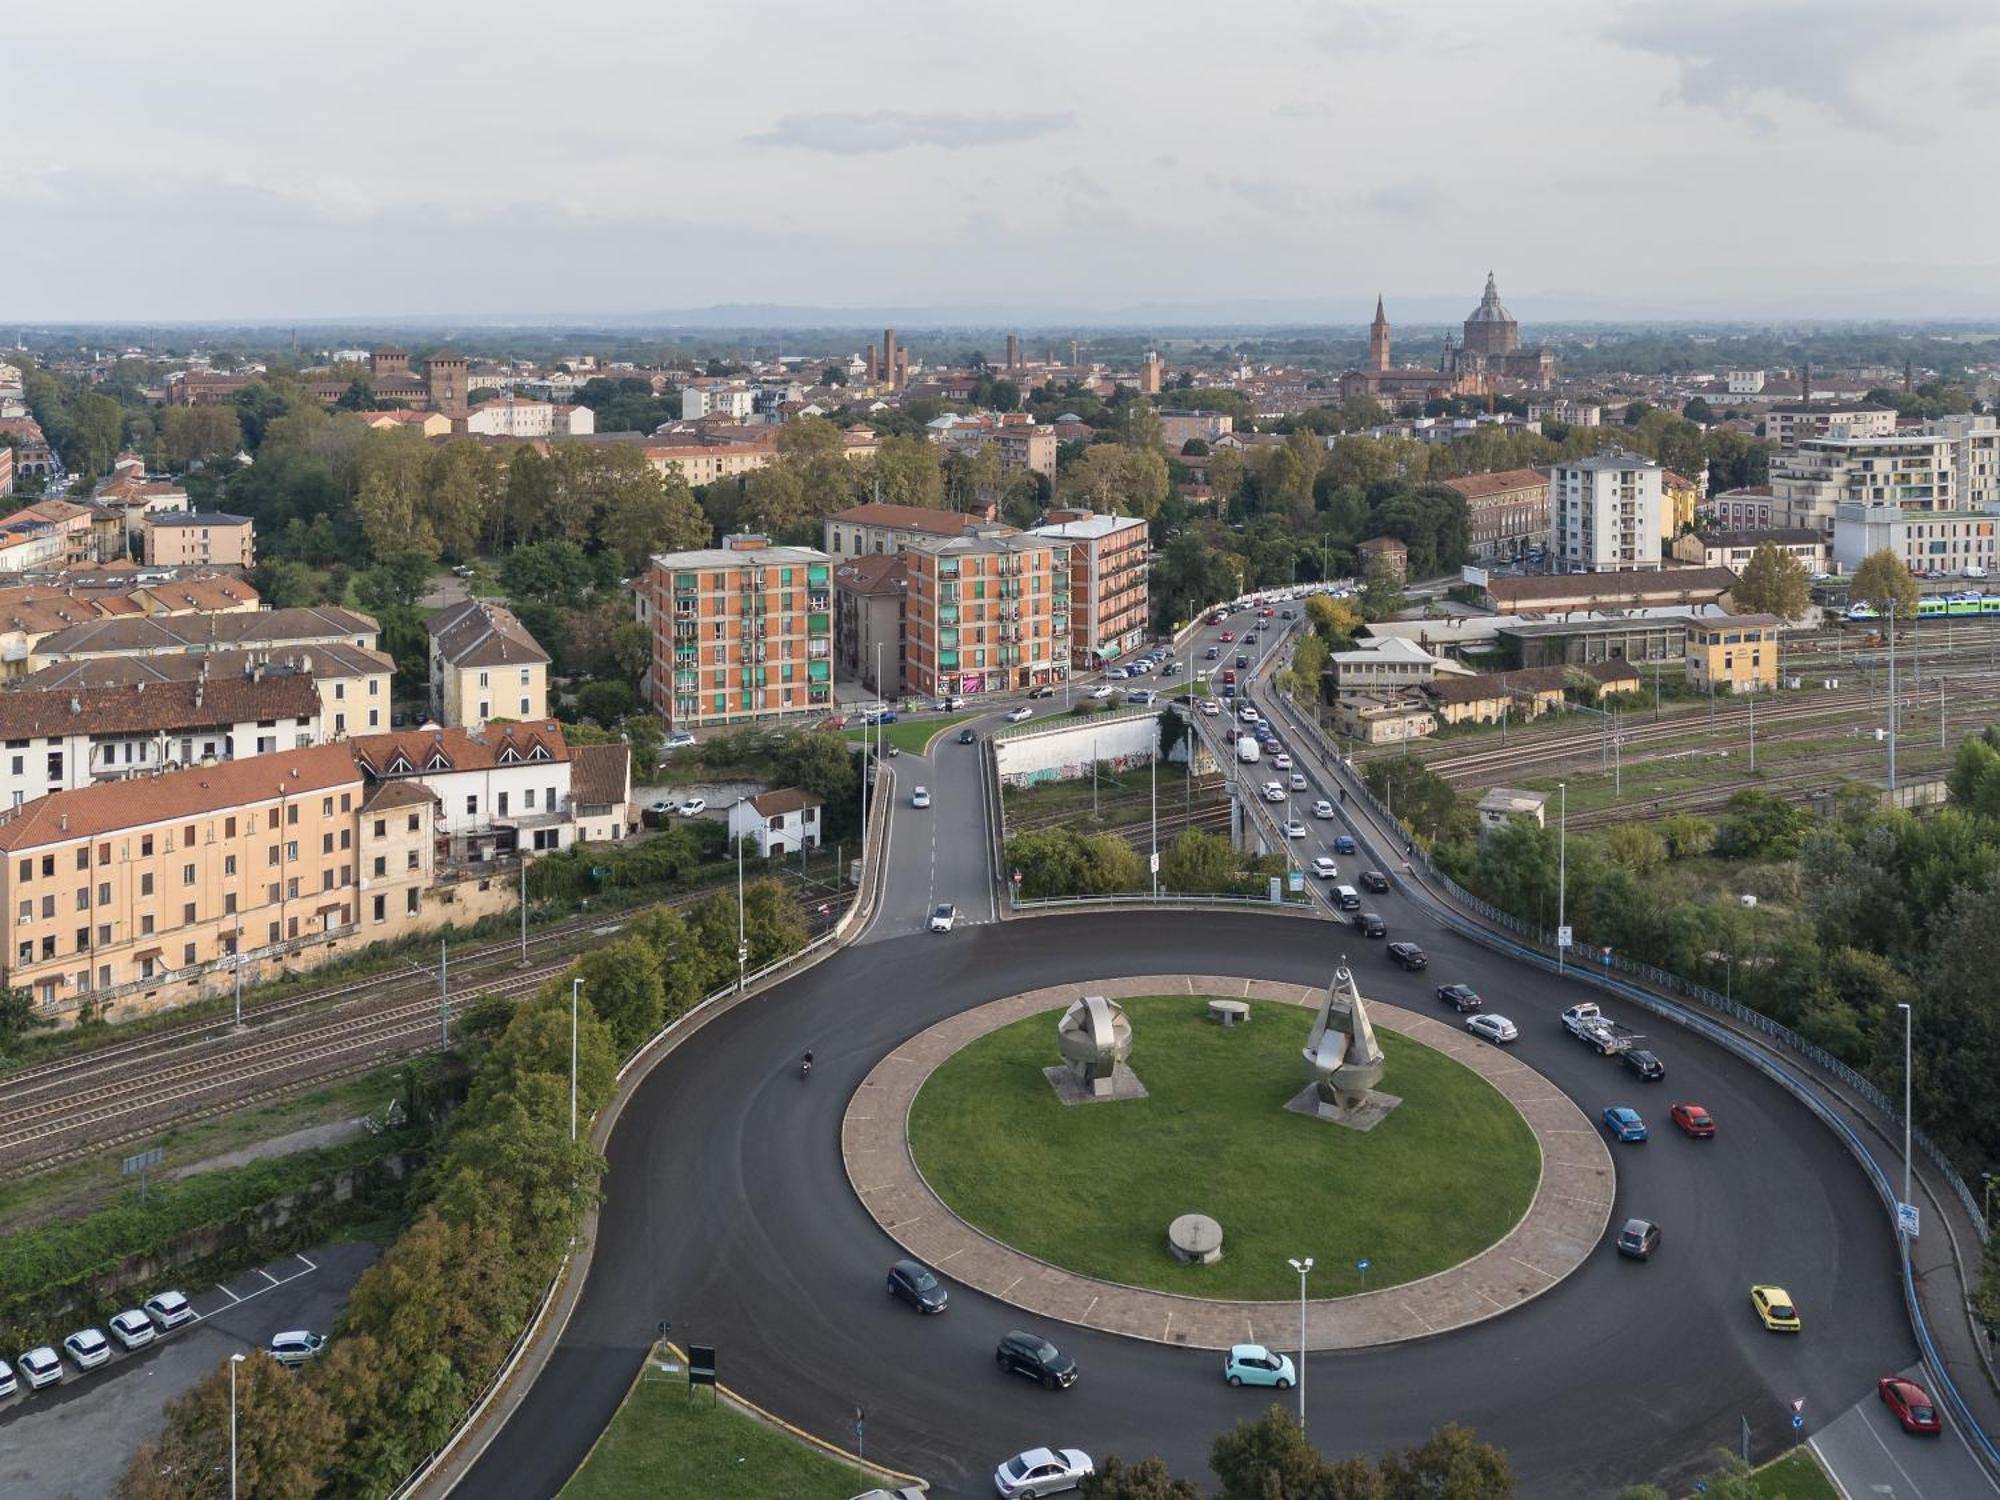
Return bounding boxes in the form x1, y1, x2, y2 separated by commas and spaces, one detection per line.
1368, 294, 1390, 372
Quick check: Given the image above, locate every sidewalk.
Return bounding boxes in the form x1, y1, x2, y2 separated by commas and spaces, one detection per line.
1252, 676, 2000, 1478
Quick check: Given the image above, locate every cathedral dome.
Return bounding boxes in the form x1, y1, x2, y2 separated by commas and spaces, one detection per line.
1466, 271, 1514, 325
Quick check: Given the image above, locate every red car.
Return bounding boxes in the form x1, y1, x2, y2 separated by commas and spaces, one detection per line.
1219, 630, 1235, 643
1879, 1376, 1941, 1434
1670, 1102, 1715, 1138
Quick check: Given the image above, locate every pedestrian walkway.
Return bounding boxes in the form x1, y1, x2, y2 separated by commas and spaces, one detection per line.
841, 973, 1611, 1352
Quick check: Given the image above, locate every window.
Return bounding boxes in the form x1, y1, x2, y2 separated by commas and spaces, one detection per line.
466, 795, 478, 816
141, 835, 153, 857
183, 943, 196, 966
267, 808, 279, 831
373, 894, 386, 922
140, 873, 154, 897
520, 697, 531, 715
286, 878, 299, 900
224, 893, 236, 915
75, 849, 88, 872
40, 854, 53, 878
478, 701, 489, 720
373, 856, 386, 878
373, 819, 386, 838
225, 816, 237, 838
287, 805, 297, 826
339, 829, 350, 850
407, 889, 419, 915
97, 923, 110, 946
321, 869, 334, 892
479, 671, 489, 688
40, 894, 54, 919
98, 843, 110, 865
407, 850, 419, 871
183, 902, 196, 924
322, 833, 334, 855
75, 925, 88, 951
140, 914, 154, 936
46, 752, 62, 781
268, 882, 281, 904
267, 845, 280, 867
224, 855, 236, 876
269, 922, 280, 944
407, 814, 419, 832
183, 863, 195, 885
286, 842, 299, 863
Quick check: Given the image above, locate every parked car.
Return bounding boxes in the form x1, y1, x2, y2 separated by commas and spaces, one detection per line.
1750, 1285, 1801, 1333
1312, 799, 1334, 819
1386, 941, 1427, 970
108, 1309, 156, 1352
994, 1447, 1094, 1498
1106, 667, 1128, 681
1615, 1218, 1662, 1260
268, 1330, 328, 1367
929, 903, 958, 933
1878, 1375, 1941, 1434
646, 799, 675, 817
1359, 869, 1390, 893
677, 798, 708, 817
886, 1259, 949, 1314
1435, 983, 1482, 1012
1028, 685, 1056, 699
1466, 1014, 1518, 1044
1354, 911, 1386, 937
910, 786, 930, 809
1333, 835, 1357, 855
17, 1346, 61, 1390
1007, 706, 1034, 723
664, 731, 697, 750
959, 727, 978, 745
1602, 1106, 1649, 1143
63, 1328, 111, 1370
1623, 1049, 1666, 1082
996, 1331, 1078, 1389
144, 1290, 196, 1331
0, 1359, 14, 1399
1222, 1344, 1296, 1388
1670, 1102, 1715, 1138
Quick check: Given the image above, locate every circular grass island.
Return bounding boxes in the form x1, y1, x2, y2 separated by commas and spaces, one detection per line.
907, 994, 1540, 1301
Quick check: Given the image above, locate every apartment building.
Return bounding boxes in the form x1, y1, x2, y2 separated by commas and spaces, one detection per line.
143, 512, 255, 569
832, 553, 908, 697
635, 535, 833, 731
1158, 411, 1235, 450
1770, 432, 1960, 534
1550, 451, 1664, 572
349, 722, 575, 858
1026, 510, 1148, 666
903, 533, 1069, 699
822, 501, 1006, 559
1684, 613, 1782, 695
30, 605, 378, 672
1671, 528, 1830, 575
991, 424, 1057, 480
25, 645, 396, 740
427, 598, 549, 730
680, 383, 757, 421
1438, 468, 1550, 560
464, 398, 555, 438
1832, 504, 2000, 577
1764, 401, 1898, 452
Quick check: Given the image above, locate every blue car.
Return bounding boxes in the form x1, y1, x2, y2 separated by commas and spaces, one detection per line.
1223, 1343, 1296, 1388
1333, 835, 1357, 855
1602, 1106, 1648, 1142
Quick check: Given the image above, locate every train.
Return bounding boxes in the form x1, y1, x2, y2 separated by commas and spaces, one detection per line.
1844, 592, 2000, 622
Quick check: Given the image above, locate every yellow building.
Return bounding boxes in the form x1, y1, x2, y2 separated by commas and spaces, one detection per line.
143, 511, 256, 569
1662, 470, 1701, 541
1683, 613, 1782, 695
427, 599, 550, 730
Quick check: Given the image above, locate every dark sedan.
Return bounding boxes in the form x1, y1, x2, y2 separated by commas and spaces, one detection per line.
1623, 1049, 1666, 1082
1615, 1218, 1661, 1260
1386, 941, 1427, 970
1359, 869, 1390, 893
886, 1259, 948, 1314
1354, 911, 1386, 938
996, 1330, 1077, 1389
1435, 983, 1483, 1012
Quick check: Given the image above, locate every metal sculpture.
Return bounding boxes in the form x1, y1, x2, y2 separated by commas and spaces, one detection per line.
1057, 994, 1133, 1098
1303, 962, 1386, 1112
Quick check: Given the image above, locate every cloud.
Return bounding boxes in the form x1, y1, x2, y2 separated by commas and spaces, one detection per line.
1607, 1, 1997, 138
1360, 183, 1440, 222
747, 110, 1075, 155
1310, 3, 1407, 55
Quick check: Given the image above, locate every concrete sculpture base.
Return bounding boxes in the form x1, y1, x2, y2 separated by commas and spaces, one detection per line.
1044, 1064, 1148, 1105
1168, 1213, 1223, 1264
1284, 1082, 1403, 1132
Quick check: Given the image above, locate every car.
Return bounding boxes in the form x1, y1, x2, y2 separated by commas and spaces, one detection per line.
1223, 1343, 1296, 1388
1288, 773, 1307, 791
1435, 983, 1482, 1012
1312, 799, 1334, 818
1386, 941, 1427, 970
1129, 689, 1156, 705
1878, 1375, 1941, 1434
1602, 1106, 1649, 1143
0, 1359, 14, 1399
1750, 1285, 1801, 1333
1332, 884, 1361, 910
1235, 653, 1251, 669
1089, 684, 1114, 700
1201, 700, 1221, 716
1623, 1049, 1665, 1082
268, 1330, 328, 1367
886, 1258, 949, 1314
852, 1488, 927, 1500
1333, 835, 1357, 855
677, 798, 708, 817
664, 731, 697, 750
108, 1309, 156, 1352
940, 695, 967, 711
1670, 1102, 1715, 1138
17, 1346, 60, 1390
1282, 820, 1307, 839
1280, 608, 1294, 619
1359, 869, 1390, 893
1238, 705, 1260, 722
1204, 645, 1220, 659
646, 799, 675, 816
865, 709, 899, 725
910, 787, 931, 809
1272, 753, 1293, 770
1354, 911, 1386, 937
144, 1290, 195, 1331
1007, 706, 1034, 723
1106, 666, 1129, 680
1615, 1218, 1662, 1260
1312, 856, 1339, 878
959, 727, 978, 745
63, 1328, 110, 1370
929, 903, 957, 933
1028, 685, 1056, 699
1262, 782, 1285, 803
1219, 631, 1235, 642
996, 1330, 1078, 1389
1466, 1014, 1518, 1044
994, 1446, 1094, 1497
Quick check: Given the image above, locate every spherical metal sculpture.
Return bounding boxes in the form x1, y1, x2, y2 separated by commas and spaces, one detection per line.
1057, 994, 1133, 1098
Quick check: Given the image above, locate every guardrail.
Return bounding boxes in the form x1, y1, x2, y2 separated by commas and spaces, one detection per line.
1008, 890, 1318, 914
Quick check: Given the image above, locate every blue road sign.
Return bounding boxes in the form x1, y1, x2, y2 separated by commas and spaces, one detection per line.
1356, 1258, 1371, 1272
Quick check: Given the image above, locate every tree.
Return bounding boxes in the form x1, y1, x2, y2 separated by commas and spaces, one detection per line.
869, 435, 945, 507
502, 539, 597, 606
354, 550, 435, 612
576, 938, 666, 1055
1604, 823, 1665, 876
1378, 1423, 1513, 1499
738, 463, 810, 541
0, 984, 52, 1051
1732, 542, 1811, 620
119, 1351, 341, 1499
1358, 558, 1407, 622
1681, 395, 1714, 424
1851, 548, 1918, 621
159, 404, 243, 470
1475, 816, 1562, 930
357, 461, 438, 560
1211, 1406, 1330, 1500
1161, 829, 1234, 893
1657, 813, 1715, 860
1307, 592, 1364, 644
575, 679, 637, 725
1081, 1457, 1204, 1500
620, 712, 663, 778
1714, 788, 1813, 860
424, 441, 489, 559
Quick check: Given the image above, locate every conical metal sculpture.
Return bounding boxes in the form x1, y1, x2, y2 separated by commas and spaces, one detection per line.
1289, 962, 1400, 1129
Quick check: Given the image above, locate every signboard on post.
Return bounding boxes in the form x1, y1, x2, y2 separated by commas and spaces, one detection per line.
1897, 1202, 1920, 1238
1556, 925, 1574, 949
688, 1343, 717, 1402
123, 1147, 164, 1203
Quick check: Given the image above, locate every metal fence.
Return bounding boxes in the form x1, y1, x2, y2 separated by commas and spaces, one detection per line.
1009, 890, 1317, 914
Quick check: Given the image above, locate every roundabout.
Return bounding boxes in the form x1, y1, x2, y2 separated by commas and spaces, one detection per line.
847, 976, 1607, 1342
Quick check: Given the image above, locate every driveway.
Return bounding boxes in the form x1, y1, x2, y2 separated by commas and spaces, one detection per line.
0, 1240, 380, 1499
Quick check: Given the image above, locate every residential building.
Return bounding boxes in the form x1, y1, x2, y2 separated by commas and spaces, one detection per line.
465, 398, 555, 438
358, 410, 453, 438
31, 606, 378, 673
635, 535, 833, 731
143, 512, 255, 570
0, 447, 12, 498
1831, 504, 2000, 577
569, 743, 632, 842
1707, 486, 1778, 532
1027, 510, 1148, 666
0, 675, 322, 810
727, 787, 823, 857
1684, 613, 1782, 695
832, 553, 908, 697
1550, 451, 1664, 572
1764, 401, 1898, 452
903, 533, 1069, 699
0, 515, 64, 573
1439, 468, 1550, 560
1661, 470, 1701, 540
1765, 420, 2000, 533
427, 598, 550, 730
1357, 535, 1410, 581
681, 383, 757, 421
991, 424, 1057, 480
822, 501, 1007, 559
551, 403, 596, 436
1724, 370, 1767, 395
1671, 528, 1830, 574
24, 645, 395, 739
1159, 411, 1234, 450
3, 498, 121, 564
349, 722, 575, 859
1527, 399, 1601, 428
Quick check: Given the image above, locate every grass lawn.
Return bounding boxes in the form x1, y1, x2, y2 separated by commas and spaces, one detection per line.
1748, 1447, 1840, 1499
558, 1359, 876, 1500
842, 713, 977, 755
909, 995, 1539, 1300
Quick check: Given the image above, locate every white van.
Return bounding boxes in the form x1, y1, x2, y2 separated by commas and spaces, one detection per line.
1236, 736, 1260, 763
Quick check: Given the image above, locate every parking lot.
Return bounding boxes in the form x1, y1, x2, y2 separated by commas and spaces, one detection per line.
0, 1240, 378, 1499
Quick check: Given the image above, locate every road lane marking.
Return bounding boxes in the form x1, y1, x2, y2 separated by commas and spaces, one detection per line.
1856, 1409, 1929, 1498
213, 1283, 241, 1303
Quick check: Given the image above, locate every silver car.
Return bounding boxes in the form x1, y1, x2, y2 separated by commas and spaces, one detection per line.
994, 1446, 1094, 1498
1466, 1014, 1519, 1044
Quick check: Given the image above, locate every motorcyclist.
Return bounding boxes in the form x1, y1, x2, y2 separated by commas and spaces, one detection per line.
801, 1050, 815, 1076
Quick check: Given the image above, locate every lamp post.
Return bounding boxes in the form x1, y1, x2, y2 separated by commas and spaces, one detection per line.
518, 854, 529, 967
1897, 1001, 1913, 1223
569, 977, 582, 1142
232, 920, 244, 1029
736, 803, 749, 995
1286, 1256, 1312, 1431
1981, 1171, 1993, 1227
1556, 782, 1567, 976
229, 1351, 246, 1500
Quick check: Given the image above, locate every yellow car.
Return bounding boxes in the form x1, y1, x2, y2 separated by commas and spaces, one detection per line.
1751, 1284, 1801, 1332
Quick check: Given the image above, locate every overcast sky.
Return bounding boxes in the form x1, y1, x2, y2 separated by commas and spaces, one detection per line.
6, 0, 2000, 324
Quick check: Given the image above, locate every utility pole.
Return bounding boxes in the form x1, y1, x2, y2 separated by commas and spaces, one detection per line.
1888, 607, 1898, 793
518, 855, 529, 967
439, 939, 449, 1046
1897, 1001, 1913, 1225
232, 920, 244, 1029
1557, 782, 1567, 976
569, 977, 581, 1140
1748, 689, 1755, 773
1150, 743, 1159, 898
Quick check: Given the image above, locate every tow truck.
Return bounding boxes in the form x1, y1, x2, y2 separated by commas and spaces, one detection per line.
1561, 1002, 1643, 1055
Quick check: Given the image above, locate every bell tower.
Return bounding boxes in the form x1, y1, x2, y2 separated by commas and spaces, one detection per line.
1368, 294, 1390, 372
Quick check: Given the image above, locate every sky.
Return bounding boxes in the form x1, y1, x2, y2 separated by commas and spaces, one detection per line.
5, 0, 2000, 325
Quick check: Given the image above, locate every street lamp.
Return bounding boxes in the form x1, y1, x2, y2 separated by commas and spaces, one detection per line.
229, 1351, 246, 1500
570, 977, 582, 1142
736, 799, 749, 994
1286, 1256, 1312, 1431
1982, 1171, 1994, 1227
1897, 1001, 1913, 1224
1556, 782, 1567, 976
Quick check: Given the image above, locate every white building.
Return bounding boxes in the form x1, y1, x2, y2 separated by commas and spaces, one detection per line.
1771, 431, 1967, 535
681, 383, 757, 421
1832, 503, 2000, 577
465, 398, 555, 438
1550, 451, 1664, 572
349, 723, 575, 860
1527, 400, 1601, 429
1724, 370, 1766, 395
551, 403, 596, 436
728, 787, 823, 857
1763, 402, 1898, 453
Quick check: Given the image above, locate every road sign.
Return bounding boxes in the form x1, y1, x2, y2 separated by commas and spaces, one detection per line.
1149, 852, 1160, 874
1556, 925, 1574, 949
1897, 1201, 1920, 1238
688, 1344, 716, 1387
122, 1148, 163, 1175
1356, 1258, 1370, 1272
1791, 1414, 1803, 1431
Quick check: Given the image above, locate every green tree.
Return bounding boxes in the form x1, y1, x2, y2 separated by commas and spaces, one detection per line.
738, 463, 810, 541
1358, 558, 1406, 621
1657, 813, 1715, 860
1714, 788, 1813, 860
502, 539, 596, 605
1307, 592, 1364, 644
576, 937, 666, 1055
159, 404, 244, 470
1161, 829, 1234, 893
119, 1350, 342, 1500
1475, 816, 1562, 930
1211, 1406, 1329, 1500
0, 984, 54, 1051
620, 712, 664, 779
1378, 1423, 1513, 1499
354, 550, 435, 612
574, 679, 637, 725
1731, 542, 1811, 620
1604, 823, 1666, 876
1851, 548, 1919, 621
869, 434, 945, 507
1081, 1455, 1204, 1500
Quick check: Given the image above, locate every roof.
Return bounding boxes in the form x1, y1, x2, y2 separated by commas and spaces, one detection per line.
1554, 449, 1661, 473
1357, 536, 1407, 553
145, 511, 253, 529
570, 742, 631, 808
832, 553, 908, 597
359, 779, 439, 814
1429, 661, 1641, 703
828, 503, 993, 537
1688, 612, 1784, 630
20, 642, 393, 691
0, 676, 320, 739
0, 742, 363, 852
427, 598, 550, 669
348, 722, 570, 778
648, 543, 829, 570
1483, 569, 1738, 608
1768, 401, 1896, 415
1439, 468, 1549, 502
1478, 787, 1549, 812
35, 605, 377, 659
1692, 529, 1823, 548
1026, 513, 1146, 542
746, 786, 823, 818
